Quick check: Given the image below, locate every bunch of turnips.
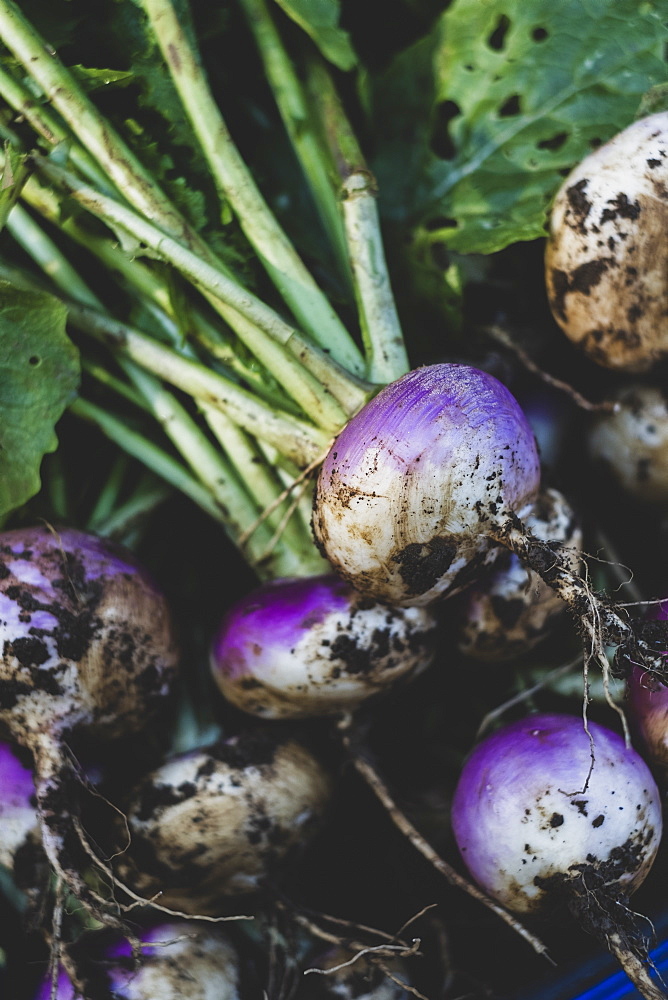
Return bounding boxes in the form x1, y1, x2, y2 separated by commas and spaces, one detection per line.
1, 1, 668, 990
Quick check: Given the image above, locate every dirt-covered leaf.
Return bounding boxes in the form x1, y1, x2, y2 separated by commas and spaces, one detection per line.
370, 0, 668, 255
0, 283, 80, 518
272, 0, 357, 70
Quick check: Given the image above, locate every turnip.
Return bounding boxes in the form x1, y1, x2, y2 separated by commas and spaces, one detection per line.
458, 488, 582, 662
312, 363, 541, 608
117, 730, 332, 914
312, 363, 668, 683
34, 921, 240, 999
587, 384, 668, 504
210, 574, 438, 719
545, 112, 668, 373
628, 598, 668, 777
0, 526, 180, 924
451, 713, 664, 1000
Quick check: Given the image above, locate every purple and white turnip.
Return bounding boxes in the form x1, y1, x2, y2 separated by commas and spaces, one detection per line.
451, 713, 664, 999
0, 525, 179, 924
34, 921, 240, 999
210, 573, 438, 718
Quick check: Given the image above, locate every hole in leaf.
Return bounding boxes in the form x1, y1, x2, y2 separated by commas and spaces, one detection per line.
589, 137, 603, 149
537, 132, 568, 151
532, 27, 548, 41
488, 14, 510, 51
424, 215, 459, 232
430, 241, 452, 269
498, 94, 521, 117
431, 100, 460, 160
28, 355, 41, 367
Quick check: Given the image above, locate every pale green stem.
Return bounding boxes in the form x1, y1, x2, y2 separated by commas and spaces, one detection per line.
90, 480, 173, 539
306, 60, 409, 383
69, 398, 227, 524
32, 154, 367, 430
201, 404, 325, 576
0, 0, 354, 404
139, 0, 364, 376
237, 0, 351, 287
65, 302, 332, 467
120, 360, 282, 565
5, 203, 100, 308
86, 455, 130, 528
0, 0, 198, 246
0, 62, 116, 195
17, 172, 293, 410
82, 359, 148, 411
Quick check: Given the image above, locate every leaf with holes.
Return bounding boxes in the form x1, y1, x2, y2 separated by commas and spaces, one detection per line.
0, 283, 80, 519
370, 0, 668, 255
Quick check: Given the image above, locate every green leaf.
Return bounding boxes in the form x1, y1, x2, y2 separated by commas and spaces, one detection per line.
0, 282, 80, 518
371, 0, 668, 255
272, 0, 357, 70
0, 143, 29, 231
69, 65, 135, 90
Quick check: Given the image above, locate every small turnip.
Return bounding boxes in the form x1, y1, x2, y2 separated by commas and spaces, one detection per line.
458, 488, 582, 662
0, 526, 179, 924
210, 574, 438, 719
587, 384, 668, 504
628, 598, 668, 777
117, 730, 332, 914
34, 921, 240, 999
451, 713, 664, 999
545, 112, 668, 372
312, 364, 541, 607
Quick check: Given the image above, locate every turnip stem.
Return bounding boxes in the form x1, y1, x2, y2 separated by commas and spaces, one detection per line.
67, 303, 331, 466
306, 60, 409, 384
70, 398, 230, 524
0, 0, 194, 246
238, 0, 352, 286
139, 0, 364, 376
0, 63, 115, 196
32, 154, 367, 429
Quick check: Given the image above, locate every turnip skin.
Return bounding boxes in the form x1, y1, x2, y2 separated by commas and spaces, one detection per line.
451, 714, 662, 917
0, 526, 179, 924
587, 384, 668, 503
34, 921, 240, 1000
545, 112, 668, 373
210, 574, 438, 719
458, 488, 582, 662
627, 599, 668, 775
118, 731, 332, 914
312, 364, 541, 607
